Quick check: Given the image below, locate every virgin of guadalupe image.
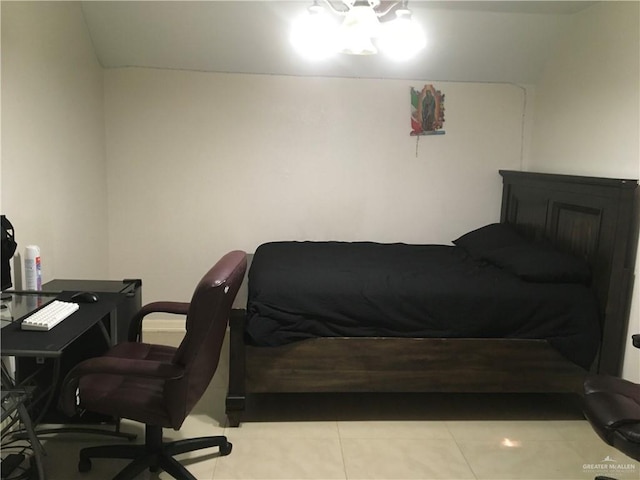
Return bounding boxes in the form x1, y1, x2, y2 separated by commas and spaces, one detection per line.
411, 84, 445, 135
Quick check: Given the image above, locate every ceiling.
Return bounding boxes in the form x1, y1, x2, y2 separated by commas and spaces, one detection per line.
81, 1, 598, 84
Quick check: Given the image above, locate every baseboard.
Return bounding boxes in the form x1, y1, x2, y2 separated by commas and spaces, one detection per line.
140, 318, 232, 334
141, 318, 186, 332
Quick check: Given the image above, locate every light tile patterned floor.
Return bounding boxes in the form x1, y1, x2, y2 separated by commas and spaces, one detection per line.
29, 332, 640, 480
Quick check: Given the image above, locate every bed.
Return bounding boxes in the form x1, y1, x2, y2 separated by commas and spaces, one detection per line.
226, 170, 638, 427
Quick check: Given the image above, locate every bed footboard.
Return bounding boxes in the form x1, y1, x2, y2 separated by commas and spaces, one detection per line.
225, 308, 586, 426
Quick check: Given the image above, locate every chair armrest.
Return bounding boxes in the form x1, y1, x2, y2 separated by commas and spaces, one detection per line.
128, 301, 190, 341
58, 356, 184, 417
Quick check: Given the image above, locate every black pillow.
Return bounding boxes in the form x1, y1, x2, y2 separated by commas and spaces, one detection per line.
453, 223, 591, 284
482, 244, 591, 284
453, 223, 527, 258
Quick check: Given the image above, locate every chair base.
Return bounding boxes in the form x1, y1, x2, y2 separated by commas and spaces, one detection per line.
78, 424, 232, 480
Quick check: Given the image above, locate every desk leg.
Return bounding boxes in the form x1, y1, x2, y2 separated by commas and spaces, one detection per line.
32, 358, 61, 426
2, 365, 46, 480
16, 402, 46, 480
95, 309, 117, 348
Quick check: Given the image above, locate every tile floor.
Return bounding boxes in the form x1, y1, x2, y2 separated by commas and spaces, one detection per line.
24, 332, 640, 479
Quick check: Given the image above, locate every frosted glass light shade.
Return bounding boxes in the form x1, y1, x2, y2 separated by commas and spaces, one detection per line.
290, 7, 339, 60
378, 9, 426, 61
338, 5, 380, 55
291, 3, 426, 60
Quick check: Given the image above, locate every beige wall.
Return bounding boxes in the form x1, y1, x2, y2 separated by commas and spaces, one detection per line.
528, 1, 640, 381
1, 1, 109, 284
529, 2, 639, 178
104, 68, 525, 303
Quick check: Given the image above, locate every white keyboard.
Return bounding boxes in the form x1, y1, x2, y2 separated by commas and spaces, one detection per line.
21, 300, 80, 331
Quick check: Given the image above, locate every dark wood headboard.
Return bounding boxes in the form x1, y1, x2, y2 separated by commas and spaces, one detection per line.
499, 170, 638, 376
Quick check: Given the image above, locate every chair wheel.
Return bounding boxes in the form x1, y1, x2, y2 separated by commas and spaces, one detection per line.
220, 442, 232, 456
78, 457, 92, 472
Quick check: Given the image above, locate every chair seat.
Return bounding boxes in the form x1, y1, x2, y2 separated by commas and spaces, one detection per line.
583, 374, 640, 460
79, 342, 178, 429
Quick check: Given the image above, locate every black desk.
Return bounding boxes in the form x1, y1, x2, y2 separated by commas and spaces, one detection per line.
0, 290, 132, 480
1, 291, 121, 358
42, 279, 142, 344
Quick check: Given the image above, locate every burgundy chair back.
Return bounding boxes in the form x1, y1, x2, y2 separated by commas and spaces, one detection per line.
165, 250, 246, 428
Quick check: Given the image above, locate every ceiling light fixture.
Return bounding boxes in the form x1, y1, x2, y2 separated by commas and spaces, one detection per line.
291, 0, 426, 60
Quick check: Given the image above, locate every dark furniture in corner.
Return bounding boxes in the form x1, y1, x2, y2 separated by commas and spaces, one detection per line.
226, 171, 638, 427
59, 251, 247, 480
583, 334, 640, 468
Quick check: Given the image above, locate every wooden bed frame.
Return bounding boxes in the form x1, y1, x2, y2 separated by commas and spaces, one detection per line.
226, 170, 638, 427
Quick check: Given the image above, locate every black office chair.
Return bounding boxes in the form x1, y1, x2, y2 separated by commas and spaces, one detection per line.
58, 251, 247, 480
583, 335, 640, 480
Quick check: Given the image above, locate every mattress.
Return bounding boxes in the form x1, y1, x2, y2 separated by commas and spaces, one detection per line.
245, 241, 601, 369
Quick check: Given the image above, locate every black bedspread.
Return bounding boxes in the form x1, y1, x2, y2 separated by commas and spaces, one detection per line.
245, 241, 601, 369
